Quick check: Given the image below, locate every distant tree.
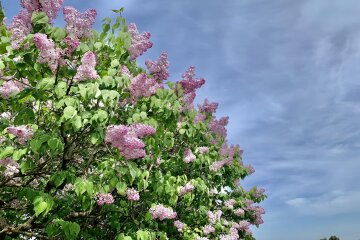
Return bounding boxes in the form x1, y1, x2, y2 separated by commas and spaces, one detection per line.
320, 238, 327, 240
329, 236, 340, 240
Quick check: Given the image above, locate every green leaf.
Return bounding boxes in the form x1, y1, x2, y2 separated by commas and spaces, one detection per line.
71, 115, 82, 130
20, 160, 35, 173
14, 108, 35, 125
50, 172, 66, 188
37, 77, 55, 91
116, 182, 127, 195
111, 59, 120, 68
55, 82, 67, 98
12, 148, 27, 161
47, 138, 62, 151
62, 221, 80, 240
34, 201, 48, 217
63, 106, 77, 120
52, 28, 66, 41
30, 139, 42, 153
0, 146, 14, 159
31, 12, 49, 25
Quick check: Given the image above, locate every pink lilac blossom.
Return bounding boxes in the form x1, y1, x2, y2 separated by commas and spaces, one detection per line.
207, 210, 222, 224
96, 193, 114, 206
179, 182, 194, 196
0, 158, 19, 177
149, 204, 177, 220
198, 238, 209, 240
129, 73, 162, 102
194, 113, 206, 123
21, 0, 64, 22
174, 220, 186, 232
33, 33, 62, 72
176, 66, 205, 110
203, 225, 215, 235
63, 36, 80, 56
74, 51, 99, 81
63, 7, 97, 39
252, 187, 265, 198
219, 227, 239, 240
197, 147, 209, 154
128, 23, 153, 60
126, 188, 140, 201
120, 65, 132, 79
245, 164, 255, 175
0, 81, 21, 99
183, 148, 196, 163
6, 125, 33, 144
208, 116, 229, 140
220, 144, 240, 166
237, 220, 251, 233
224, 199, 237, 209
198, 99, 218, 114
145, 52, 169, 81
233, 208, 245, 217
209, 160, 225, 172
9, 10, 32, 49
105, 124, 155, 160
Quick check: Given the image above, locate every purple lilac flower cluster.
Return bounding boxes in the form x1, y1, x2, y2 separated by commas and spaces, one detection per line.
179, 182, 194, 196
145, 52, 169, 81
63, 7, 97, 39
126, 188, 140, 201
149, 204, 177, 220
74, 51, 99, 81
0, 79, 28, 99
105, 123, 156, 160
128, 23, 153, 60
6, 125, 33, 144
96, 193, 114, 206
33, 33, 62, 72
183, 148, 196, 163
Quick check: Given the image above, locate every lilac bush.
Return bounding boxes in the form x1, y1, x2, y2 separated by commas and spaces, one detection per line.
0, 1, 265, 239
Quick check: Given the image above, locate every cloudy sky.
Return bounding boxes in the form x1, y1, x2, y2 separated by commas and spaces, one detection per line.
3, 0, 360, 239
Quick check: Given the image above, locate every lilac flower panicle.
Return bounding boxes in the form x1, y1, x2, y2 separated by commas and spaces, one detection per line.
183, 148, 196, 163
245, 164, 255, 175
74, 51, 99, 81
128, 23, 153, 60
9, 10, 32, 49
176, 66, 205, 110
149, 204, 177, 220
203, 225, 215, 235
126, 188, 140, 201
179, 182, 194, 196
0, 81, 21, 99
105, 124, 156, 160
198, 99, 219, 114
63, 36, 80, 56
174, 220, 186, 232
0, 157, 19, 177
63, 7, 97, 39
145, 52, 169, 81
208, 116, 229, 140
7, 125, 33, 144
209, 160, 225, 172
129, 123, 156, 137
224, 199, 237, 209
33, 33, 62, 72
194, 113, 206, 123
129, 73, 162, 102
21, 0, 64, 22
197, 146, 209, 154
96, 193, 114, 206
234, 208, 245, 217
207, 210, 222, 224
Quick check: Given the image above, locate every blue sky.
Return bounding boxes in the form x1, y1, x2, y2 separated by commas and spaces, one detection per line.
3, 0, 360, 239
